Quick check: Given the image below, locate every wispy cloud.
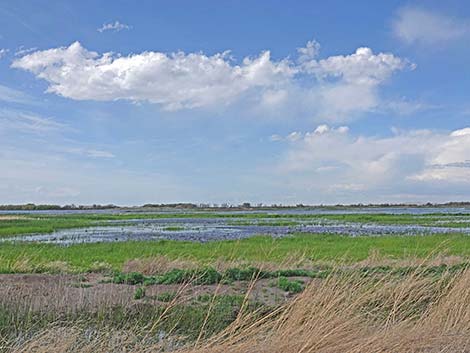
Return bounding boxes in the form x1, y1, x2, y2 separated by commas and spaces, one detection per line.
97, 21, 132, 33
383, 99, 438, 116
0, 85, 34, 104
65, 147, 115, 159
0, 109, 68, 134
393, 7, 470, 45
14, 46, 38, 57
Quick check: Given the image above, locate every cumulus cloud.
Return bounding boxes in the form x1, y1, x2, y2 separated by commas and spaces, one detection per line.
286, 131, 303, 142
393, 7, 470, 45
97, 21, 132, 33
277, 125, 470, 196
297, 40, 320, 62
11, 41, 411, 120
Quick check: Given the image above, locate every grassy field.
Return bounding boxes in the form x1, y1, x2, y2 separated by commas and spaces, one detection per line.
1, 233, 469, 273
2, 211, 470, 352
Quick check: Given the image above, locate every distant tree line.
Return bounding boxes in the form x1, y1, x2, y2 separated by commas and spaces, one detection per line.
0, 203, 118, 210
1, 201, 470, 211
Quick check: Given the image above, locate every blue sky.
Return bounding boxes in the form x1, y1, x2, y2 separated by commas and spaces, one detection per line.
1, 0, 470, 205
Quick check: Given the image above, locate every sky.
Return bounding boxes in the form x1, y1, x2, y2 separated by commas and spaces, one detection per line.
1, 0, 470, 206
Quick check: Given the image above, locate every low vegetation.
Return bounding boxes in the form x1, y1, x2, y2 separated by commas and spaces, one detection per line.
1, 233, 470, 274
3, 264, 470, 352
2, 210, 470, 351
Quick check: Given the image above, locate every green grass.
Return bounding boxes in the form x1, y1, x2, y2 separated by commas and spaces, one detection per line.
155, 291, 177, 302
0, 217, 99, 237
1, 233, 470, 273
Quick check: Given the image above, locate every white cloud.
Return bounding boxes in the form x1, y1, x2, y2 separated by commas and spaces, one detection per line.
297, 40, 320, 62
313, 124, 329, 134
286, 131, 303, 142
15, 46, 38, 57
450, 127, 470, 137
393, 7, 470, 45
12, 41, 411, 121
301, 47, 407, 84
277, 125, 470, 197
269, 134, 283, 142
12, 42, 294, 111
270, 125, 349, 143
97, 21, 132, 33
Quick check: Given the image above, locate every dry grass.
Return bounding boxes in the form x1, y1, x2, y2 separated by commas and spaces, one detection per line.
0, 216, 28, 221
185, 267, 470, 353
3, 264, 470, 352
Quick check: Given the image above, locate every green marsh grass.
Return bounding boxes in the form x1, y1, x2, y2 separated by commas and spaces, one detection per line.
1, 233, 470, 273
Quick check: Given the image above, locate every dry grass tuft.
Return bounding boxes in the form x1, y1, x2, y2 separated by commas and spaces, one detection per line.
184, 266, 470, 353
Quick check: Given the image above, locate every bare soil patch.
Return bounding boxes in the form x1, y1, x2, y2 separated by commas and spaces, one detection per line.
0, 273, 313, 311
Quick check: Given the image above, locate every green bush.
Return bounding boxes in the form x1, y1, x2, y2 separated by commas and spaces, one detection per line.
134, 287, 146, 300
277, 276, 304, 293
112, 266, 320, 288
224, 267, 269, 281
156, 291, 177, 302
113, 272, 145, 285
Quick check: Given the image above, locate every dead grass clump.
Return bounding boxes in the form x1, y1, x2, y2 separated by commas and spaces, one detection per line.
0, 216, 28, 221
7, 257, 35, 273
40, 261, 73, 274
185, 267, 470, 353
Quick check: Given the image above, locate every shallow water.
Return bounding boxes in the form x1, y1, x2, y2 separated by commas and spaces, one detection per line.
3, 214, 470, 245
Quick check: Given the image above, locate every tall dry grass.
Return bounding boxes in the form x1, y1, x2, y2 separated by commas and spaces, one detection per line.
6, 265, 470, 353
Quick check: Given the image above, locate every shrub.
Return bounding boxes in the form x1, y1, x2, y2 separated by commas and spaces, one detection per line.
113, 272, 145, 285
134, 287, 146, 300
277, 276, 304, 294
156, 291, 177, 302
